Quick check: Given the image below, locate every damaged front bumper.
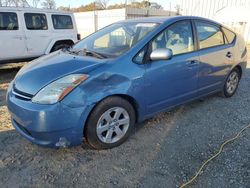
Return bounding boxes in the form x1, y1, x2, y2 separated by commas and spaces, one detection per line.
6, 89, 92, 148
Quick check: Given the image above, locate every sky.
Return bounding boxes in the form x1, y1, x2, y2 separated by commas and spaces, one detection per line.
34, 0, 180, 10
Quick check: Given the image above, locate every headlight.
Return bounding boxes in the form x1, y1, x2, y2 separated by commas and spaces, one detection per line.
32, 74, 88, 104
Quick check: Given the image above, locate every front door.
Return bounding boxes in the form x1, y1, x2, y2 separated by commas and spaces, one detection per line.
144, 20, 200, 115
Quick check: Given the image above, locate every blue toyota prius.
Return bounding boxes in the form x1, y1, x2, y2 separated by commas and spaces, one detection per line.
7, 16, 247, 149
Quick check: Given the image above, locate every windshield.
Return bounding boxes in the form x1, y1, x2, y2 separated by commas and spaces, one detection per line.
73, 22, 159, 58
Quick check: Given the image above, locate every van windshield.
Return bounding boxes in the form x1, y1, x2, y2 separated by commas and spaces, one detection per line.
72, 22, 159, 58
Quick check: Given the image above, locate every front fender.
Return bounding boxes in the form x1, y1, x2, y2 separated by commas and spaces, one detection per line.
61, 71, 146, 121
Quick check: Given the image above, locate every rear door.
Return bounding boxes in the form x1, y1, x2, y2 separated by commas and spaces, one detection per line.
194, 20, 235, 95
23, 12, 51, 57
0, 11, 27, 61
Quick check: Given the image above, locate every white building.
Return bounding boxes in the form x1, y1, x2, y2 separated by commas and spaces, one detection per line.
180, 0, 250, 43
74, 7, 176, 39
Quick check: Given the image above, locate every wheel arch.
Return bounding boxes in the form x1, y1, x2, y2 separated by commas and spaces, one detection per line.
45, 39, 75, 54
83, 94, 139, 137
233, 64, 243, 79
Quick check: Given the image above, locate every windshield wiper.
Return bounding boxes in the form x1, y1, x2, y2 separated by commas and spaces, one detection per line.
84, 49, 108, 59
68, 48, 108, 59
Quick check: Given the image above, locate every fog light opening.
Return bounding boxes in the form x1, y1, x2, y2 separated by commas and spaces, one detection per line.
55, 137, 70, 148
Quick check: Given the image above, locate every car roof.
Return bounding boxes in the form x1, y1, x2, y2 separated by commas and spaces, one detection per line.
118, 16, 222, 26
0, 6, 72, 14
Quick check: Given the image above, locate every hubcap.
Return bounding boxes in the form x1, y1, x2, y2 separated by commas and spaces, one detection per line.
96, 107, 130, 144
226, 71, 239, 94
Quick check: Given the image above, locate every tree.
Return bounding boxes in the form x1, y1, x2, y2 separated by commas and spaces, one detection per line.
150, 2, 163, 9
32, 0, 40, 8
97, 0, 109, 9
58, 6, 71, 12
107, 3, 126, 9
175, 5, 181, 15
42, 0, 56, 9
71, 2, 105, 12
66, 0, 164, 12
1, 0, 29, 7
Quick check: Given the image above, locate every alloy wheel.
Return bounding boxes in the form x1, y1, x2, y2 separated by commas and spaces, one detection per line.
96, 107, 130, 144
226, 71, 239, 95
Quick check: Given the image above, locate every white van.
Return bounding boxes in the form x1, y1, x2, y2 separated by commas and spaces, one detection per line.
0, 7, 79, 63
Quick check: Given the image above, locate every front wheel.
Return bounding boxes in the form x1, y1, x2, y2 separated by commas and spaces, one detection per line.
222, 68, 240, 98
85, 97, 136, 149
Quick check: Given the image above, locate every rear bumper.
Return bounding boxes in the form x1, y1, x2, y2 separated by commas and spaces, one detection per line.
7, 88, 92, 148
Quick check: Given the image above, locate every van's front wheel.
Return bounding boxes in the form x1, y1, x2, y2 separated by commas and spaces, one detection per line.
85, 97, 136, 149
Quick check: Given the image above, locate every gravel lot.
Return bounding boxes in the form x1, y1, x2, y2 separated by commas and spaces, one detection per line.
0, 57, 250, 188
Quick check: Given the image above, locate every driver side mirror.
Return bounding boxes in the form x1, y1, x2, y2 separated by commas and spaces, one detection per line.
150, 48, 173, 61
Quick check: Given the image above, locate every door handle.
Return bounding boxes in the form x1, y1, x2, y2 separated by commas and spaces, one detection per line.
186, 60, 199, 67
226, 52, 233, 58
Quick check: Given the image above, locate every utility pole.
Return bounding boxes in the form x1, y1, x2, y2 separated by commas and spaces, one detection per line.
169, 2, 171, 16
94, 1, 98, 32
146, 0, 150, 17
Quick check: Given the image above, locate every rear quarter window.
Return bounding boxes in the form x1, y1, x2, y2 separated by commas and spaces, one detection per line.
222, 27, 236, 44
24, 13, 48, 30
0, 12, 18, 30
52, 15, 73, 29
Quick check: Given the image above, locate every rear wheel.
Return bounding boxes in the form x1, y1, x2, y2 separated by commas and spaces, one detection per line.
85, 96, 136, 149
222, 68, 240, 98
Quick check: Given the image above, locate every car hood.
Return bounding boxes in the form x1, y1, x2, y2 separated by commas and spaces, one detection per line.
14, 51, 107, 96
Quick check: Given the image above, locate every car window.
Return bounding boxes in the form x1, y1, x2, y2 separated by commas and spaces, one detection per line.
133, 46, 147, 64
24, 13, 48, 30
73, 22, 158, 57
94, 27, 133, 48
222, 27, 236, 44
0, 12, 18, 30
52, 15, 73, 29
151, 21, 194, 56
195, 21, 224, 49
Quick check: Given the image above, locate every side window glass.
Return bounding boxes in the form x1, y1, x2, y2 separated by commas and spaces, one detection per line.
151, 21, 194, 56
0, 12, 18, 30
222, 27, 236, 44
133, 47, 147, 64
52, 15, 73, 29
24, 13, 48, 30
195, 21, 224, 49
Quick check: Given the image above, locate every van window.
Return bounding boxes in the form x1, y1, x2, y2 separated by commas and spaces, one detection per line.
151, 20, 194, 56
222, 27, 236, 44
0, 12, 18, 30
195, 21, 224, 49
52, 15, 73, 29
24, 13, 48, 30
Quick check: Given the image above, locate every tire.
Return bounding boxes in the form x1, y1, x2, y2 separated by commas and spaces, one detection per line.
222, 68, 240, 98
51, 43, 71, 52
85, 96, 136, 149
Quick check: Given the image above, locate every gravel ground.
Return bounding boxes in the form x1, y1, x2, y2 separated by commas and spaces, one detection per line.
0, 59, 250, 188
